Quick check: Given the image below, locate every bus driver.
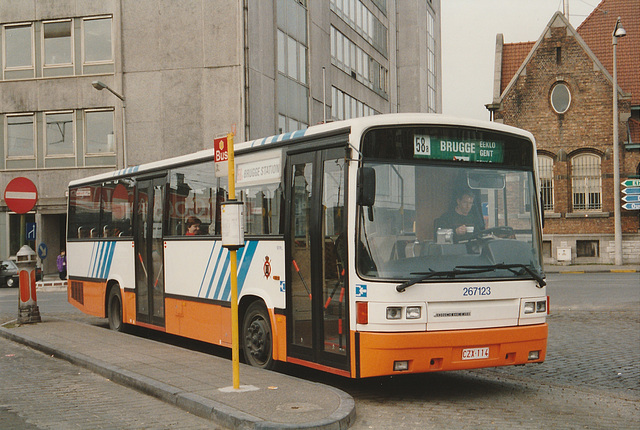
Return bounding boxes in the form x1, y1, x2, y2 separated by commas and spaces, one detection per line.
434, 188, 485, 242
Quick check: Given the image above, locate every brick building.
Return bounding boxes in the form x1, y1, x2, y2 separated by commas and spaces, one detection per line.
488, 0, 639, 264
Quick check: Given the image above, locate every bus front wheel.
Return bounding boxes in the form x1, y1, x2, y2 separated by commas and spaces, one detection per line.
107, 286, 124, 332
242, 301, 275, 369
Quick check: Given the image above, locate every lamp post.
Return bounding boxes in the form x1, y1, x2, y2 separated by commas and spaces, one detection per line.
92, 80, 128, 168
612, 18, 626, 265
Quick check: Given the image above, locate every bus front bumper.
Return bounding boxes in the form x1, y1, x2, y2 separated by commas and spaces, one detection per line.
356, 323, 547, 378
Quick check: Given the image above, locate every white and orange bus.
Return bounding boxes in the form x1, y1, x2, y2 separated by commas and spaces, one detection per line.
67, 113, 548, 378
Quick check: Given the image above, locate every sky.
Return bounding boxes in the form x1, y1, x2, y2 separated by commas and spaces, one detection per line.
440, 0, 599, 121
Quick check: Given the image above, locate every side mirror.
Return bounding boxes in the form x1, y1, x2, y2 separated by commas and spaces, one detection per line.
357, 167, 376, 207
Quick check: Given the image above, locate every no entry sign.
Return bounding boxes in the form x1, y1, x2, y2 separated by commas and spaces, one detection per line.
4, 177, 38, 214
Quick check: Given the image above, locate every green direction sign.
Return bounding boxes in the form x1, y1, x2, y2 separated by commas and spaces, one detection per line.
413, 135, 504, 163
622, 179, 640, 187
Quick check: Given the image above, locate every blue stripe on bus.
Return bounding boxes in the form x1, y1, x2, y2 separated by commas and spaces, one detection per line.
214, 252, 231, 300
220, 241, 258, 302
88, 242, 97, 277
102, 241, 116, 278
198, 242, 217, 297
87, 241, 115, 279
96, 242, 107, 277
236, 241, 258, 296
250, 129, 306, 147
204, 243, 225, 299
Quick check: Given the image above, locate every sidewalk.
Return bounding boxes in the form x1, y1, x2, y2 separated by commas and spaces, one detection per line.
545, 263, 639, 273
0, 318, 355, 430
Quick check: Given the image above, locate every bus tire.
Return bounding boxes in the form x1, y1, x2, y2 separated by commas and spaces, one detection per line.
107, 286, 124, 332
242, 301, 275, 369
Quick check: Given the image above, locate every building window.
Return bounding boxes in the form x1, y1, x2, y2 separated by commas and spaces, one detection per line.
43, 20, 73, 67
4, 23, 34, 70
571, 154, 601, 211
550, 82, 571, 114
277, 0, 309, 132
329, 0, 388, 55
83, 17, 112, 63
538, 155, 554, 211
576, 240, 599, 258
45, 111, 74, 157
278, 30, 306, 85
330, 26, 388, 96
331, 86, 376, 121
6, 114, 35, 158
85, 109, 115, 154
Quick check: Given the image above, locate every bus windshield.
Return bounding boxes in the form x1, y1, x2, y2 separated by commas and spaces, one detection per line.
357, 128, 543, 283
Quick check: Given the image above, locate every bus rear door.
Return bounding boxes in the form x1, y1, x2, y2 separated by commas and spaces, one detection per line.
134, 176, 166, 327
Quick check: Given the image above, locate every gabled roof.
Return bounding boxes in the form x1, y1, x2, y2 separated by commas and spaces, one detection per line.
577, 0, 640, 106
494, 11, 626, 105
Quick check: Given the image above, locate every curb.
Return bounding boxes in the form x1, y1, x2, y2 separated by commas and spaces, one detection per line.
0, 321, 355, 430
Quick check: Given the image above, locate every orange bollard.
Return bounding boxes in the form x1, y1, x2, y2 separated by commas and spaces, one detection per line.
16, 245, 41, 324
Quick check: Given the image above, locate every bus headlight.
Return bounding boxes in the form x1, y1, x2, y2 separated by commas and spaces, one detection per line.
524, 301, 535, 314
386, 307, 402, 319
536, 300, 546, 313
406, 306, 421, 319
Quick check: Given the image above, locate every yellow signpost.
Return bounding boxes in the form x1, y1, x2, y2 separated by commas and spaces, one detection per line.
227, 132, 241, 389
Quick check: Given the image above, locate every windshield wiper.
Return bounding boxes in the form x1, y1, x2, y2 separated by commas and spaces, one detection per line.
456, 263, 546, 288
396, 267, 497, 292
396, 263, 546, 293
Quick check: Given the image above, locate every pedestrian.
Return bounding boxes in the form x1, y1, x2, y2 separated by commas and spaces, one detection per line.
57, 250, 67, 280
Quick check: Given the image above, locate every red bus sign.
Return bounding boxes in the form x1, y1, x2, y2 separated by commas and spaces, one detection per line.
214, 136, 229, 177
4, 177, 38, 214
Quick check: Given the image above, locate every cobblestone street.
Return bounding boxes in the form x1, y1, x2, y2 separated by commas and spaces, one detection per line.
0, 272, 638, 429
0, 337, 221, 429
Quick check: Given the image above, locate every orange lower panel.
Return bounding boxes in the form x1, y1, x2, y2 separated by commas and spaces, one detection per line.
356, 324, 548, 378
122, 290, 136, 325
165, 297, 232, 346
67, 279, 107, 318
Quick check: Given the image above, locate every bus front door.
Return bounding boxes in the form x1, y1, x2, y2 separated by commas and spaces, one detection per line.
286, 148, 349, 372
134, 177, 166, 327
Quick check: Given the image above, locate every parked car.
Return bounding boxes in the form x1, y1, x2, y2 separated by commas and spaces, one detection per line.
0, 260, 19, 288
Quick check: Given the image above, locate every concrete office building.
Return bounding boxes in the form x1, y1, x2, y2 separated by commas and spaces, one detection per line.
0, 0, 442, 274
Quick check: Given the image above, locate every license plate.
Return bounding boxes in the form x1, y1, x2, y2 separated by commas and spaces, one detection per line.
462, 347, 489, 360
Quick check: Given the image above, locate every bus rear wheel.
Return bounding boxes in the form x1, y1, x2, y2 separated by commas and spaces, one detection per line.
107, 286, 124, 332
242, 301, 274, 369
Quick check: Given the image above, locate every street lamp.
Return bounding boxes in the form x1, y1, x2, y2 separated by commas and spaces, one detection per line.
612, 17, 626, 265
92, 80, 128, 168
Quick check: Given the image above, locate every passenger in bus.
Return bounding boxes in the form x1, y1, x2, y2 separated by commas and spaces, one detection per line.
185, 216, 201, 236
434, 188, 485, 242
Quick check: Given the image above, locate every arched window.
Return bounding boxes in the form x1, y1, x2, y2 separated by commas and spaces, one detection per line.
571, 154, 601, 211
537, 155, 554, 211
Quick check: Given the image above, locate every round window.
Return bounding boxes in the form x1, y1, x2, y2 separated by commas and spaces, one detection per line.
551, 82, 571, 114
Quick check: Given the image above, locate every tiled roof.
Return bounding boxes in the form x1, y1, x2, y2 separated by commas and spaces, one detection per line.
499, 0, 639, 106
500, 42, 535, 94
577, 0, 639, 106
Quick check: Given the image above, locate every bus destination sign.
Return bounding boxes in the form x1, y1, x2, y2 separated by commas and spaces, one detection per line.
413, 135, 504, 163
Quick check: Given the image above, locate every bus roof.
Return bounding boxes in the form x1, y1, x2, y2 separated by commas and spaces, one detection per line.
69, 113, 535, 187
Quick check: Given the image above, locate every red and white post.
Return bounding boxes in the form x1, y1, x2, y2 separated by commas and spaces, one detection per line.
16, 245, 41, 324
